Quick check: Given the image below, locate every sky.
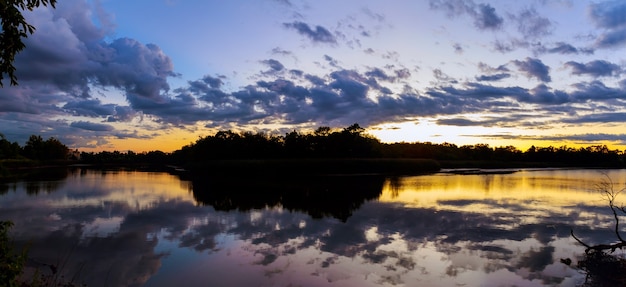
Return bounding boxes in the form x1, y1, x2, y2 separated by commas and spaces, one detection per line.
1, 0, 626, 152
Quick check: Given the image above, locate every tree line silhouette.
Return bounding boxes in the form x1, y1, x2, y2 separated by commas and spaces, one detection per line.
0, 134, 70, 161
1, 124, 625, 168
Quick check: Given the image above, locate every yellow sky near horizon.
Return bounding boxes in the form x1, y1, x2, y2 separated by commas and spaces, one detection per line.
79, 120, 626, 153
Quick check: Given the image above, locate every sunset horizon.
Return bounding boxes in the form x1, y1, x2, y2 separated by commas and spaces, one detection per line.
2, 0, 625, 153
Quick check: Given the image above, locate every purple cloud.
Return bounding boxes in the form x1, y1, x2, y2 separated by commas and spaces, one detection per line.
429, 0, 503, 30
70, 121, 115, 132
511, 58, 551, 82
283, 21, 337, 44
589, 1, 626, 48
565, 60, 622, 77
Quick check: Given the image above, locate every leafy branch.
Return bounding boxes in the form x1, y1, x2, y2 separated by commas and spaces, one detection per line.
0, 0, 57, 87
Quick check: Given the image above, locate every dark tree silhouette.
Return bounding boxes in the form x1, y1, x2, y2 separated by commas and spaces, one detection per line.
22, 135, 68, 160
1, 0, 57, 86
0, 133, 21, 159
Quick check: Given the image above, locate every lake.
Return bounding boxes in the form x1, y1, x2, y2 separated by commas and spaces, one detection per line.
1, 167, 625, 287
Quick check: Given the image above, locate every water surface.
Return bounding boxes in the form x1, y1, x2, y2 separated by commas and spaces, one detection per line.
1, 168, 625, 286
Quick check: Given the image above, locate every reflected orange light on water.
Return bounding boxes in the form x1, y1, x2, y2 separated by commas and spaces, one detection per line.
51, 170, 195, 210
379, 169, 626, 215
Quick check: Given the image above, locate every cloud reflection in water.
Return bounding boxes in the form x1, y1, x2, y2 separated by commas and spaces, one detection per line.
1, 168, 624, 286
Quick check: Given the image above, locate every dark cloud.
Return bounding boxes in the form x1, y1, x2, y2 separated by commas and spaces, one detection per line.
475, 73, 510, 82
436, 118, 482, 126
201, 75, 224, 89
107, 106, 136, 122
70, 121, 115, 131
511, 58, 551, 82
475, 3, 503, 30
569, 80, 626, 102
394, 68, 411, 79
563, 113, 626, 124
0, 0, 182, 146
565, 60, 622, 77
261, 59, 285, 72
63, 99, 116, 117
589, 1, 626, 29
436, 114, 537, 128
429, 0, 503, 30
589, 1, 626, 48
365, 68, 391, 81
524, 84, 569, 104
483, 133, 626, 145
283, 21, 337, 44
478, 62, 509, 73
323, 54, 340, 68
169, 66, 474, 127
595, 27, 626, 48
545, 42, 584, 54
433, 69, 458, 84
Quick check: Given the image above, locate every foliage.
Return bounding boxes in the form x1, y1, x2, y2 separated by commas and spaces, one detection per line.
77, 123, 626, 169
577, 250, 626, 287
0, 221, 26, 287
0, 134, 21, 159
1, 124, 625, 171
1, 0, 57, 86
23, 135, 69, 161
0, 134, 69, 162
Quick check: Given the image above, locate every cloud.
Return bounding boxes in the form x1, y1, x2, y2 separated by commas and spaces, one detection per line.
270, 47, 292, 56
545, 42, 588, 54
564, 60, 622, 77
324, 54, 340, 68
475, 73, 510, 82
107, 106, 137, 122
478, 62, 509, 73
595, 27, 626, 48
0, 0, 194, 147
511, 8, 552, 39
63, 99, 116, 117
482, 132, 626, 145
491, 38, 531, 53
3, 0, 626, 150
429, 0, 503, 30
511, 58, 551, 82
562, 113, 626, 124
589, 1, 626, 48
70, 121, 115, 131
261, 59, 285, 72
475, 3, 503, 30
283, 21, 337, 44
569, 80, 626, 102
8, 0, 176, 115
453, 43, 464, 54
588, 1, 626, 29
169, 66, 474, 127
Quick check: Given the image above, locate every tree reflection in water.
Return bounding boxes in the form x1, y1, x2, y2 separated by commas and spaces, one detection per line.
190, 174, 385, 221
1, 168, 623, 286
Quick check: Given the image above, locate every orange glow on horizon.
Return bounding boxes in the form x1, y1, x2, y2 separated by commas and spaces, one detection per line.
76, 120, 625, 153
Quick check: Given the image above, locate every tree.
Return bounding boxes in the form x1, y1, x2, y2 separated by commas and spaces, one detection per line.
570, 175, 626, 286
1, 0, 57, 87
22, 134, 43, 159
0, 134, 21, 159
0, 221, 26, 287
